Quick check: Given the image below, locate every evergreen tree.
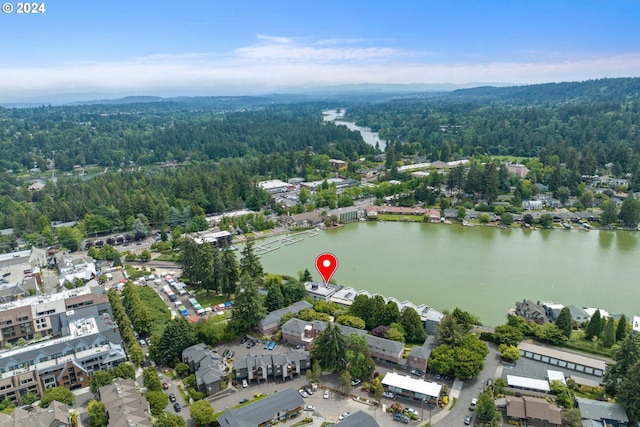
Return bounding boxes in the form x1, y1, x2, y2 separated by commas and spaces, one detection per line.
301, 268, 313, 283
616, 314, 628, 341
382, 301, 400, 326
265, 283, 285, 312
616, 360, 640, 423
239, 239, 263, 283
602, 317, 616, 347
311, 323, 347, 372
436, 314, 466, 347
155, 318, 197, 366
220, 246, 239, 297
400, 307, 427, 343
604, 332, 640, 395
584, 310, 603, 340
555, 306, 573, 338
230, 274, 266, 331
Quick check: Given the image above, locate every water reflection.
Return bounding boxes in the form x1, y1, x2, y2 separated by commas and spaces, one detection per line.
615, 231, 638, 251
598, 231, 614, 250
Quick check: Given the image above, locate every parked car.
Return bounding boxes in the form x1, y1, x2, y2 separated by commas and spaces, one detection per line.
162, 382, 169, 390
435, 373, 442, 380
404, 408, 419, 418
241, 337, 248, 344
239, 398, 249, 404
304, 405, 315, 411
410, 368, 424, 377
247, 340, 256, 348
298, 389, 309, 398
264, 341, 270, 349
464, 415, 472, 425
304, 386, 313, 395
393, 412, 409, 424
383, 391, 395, 399
351, 378, 361, 386
222, 349, 230, 358
242, 379, 248, 388
173, 402, 181, 412
469, 398, 478, 411
268, 341, 276, 350
168, 393, 176, 403
227, 350, 235, 359
338, 412, 351, 421
323, 389, 329, 399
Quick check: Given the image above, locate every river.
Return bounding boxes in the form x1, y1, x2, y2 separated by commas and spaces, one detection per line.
323, 109, 387, 151
254, 222, 640, 326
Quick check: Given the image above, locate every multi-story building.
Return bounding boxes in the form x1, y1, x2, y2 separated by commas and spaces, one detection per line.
234, 349, 311, 383
0, 304, 124, 404
0, 400, 71, 426
217, 388, 304, 427
100, 378, 152, 427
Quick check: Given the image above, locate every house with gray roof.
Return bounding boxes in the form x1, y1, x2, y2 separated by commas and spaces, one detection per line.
567, 305, 590, 324
576, 397, 629, 427
336, 410, 380, 426
0, 400, 70, 427
182, 343, 226, 395
408, 337, 436, 371
99, 378, 151, 427
234, 349, 310, 383
217, 387, 304, 427
257, 300, 313, 335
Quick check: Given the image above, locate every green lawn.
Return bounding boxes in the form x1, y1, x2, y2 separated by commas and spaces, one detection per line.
561, 331, 614, 358
376, 213, 425, 222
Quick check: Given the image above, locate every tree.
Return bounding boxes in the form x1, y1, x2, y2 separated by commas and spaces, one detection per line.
382, 301, 400, 326
584, 310, 603, 340
57, 226, 82, 252
549, 379, 574, 408
475, 391, 499, 423
300, 268, 313, 283
453, 346, 485, 379
335, 314, 366, 330
311, 323, 347, 372
239, 239, 263, 283
384, 327, 406, 343
428, 344, 455, 374
143, 367, 163, 392
21, 392, 38, 405
190, 400, 215, 426
230, 274, 266, 331
112, 251, 123, 268
498, 344, 520, 362
539, 213, 553, 228
264, 283, 285, 312
400, 307, 427, 342
89, 370, 114, 394
616, 360, 640, 422
155, 318, 197, 366
451, 307, 479, 332
40, 387, 75, 407
113, 362, 136, 380
555, 306, 573, 338
533, 323, 568, 344
601, 199, 618, 225
155, 414, 187, 427
435, 314, 465, 347
602, 317, 616, 347
618, 196, 640, 228
604, 332, 640, 395
340, 370, 352, 395
145, 390, 169, 416
87, 400, 107, 427
501, 211, 514, 226
616, 314, 628, 342
220, 245, 239, 297
345, 334, 375, 381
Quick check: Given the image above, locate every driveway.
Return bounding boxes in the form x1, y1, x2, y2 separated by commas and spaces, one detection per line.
158, 371, 192, 424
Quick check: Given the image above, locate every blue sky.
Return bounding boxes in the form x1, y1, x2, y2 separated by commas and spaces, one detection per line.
1, 0, 639, 100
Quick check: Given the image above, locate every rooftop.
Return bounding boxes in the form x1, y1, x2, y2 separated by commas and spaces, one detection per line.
382, 372, 442, 398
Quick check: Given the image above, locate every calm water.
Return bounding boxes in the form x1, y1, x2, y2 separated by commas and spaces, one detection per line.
323, 109, 387, 151
255, 222, 640, 326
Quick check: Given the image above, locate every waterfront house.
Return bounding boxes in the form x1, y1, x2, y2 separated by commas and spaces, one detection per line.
257, 300, 313, 335
515, 300, 549, 324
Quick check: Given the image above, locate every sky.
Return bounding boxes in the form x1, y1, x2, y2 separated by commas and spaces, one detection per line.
1, 0, 639, 101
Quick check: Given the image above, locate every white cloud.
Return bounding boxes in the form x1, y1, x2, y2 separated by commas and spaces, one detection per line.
0, 35, 639, 100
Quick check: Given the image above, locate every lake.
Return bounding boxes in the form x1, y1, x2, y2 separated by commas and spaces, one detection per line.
254, 222, 640, 326
323, 109, 387, 151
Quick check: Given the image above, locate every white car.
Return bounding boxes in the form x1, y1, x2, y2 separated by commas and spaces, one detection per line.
242, 379, 248, 388
323, 389, 329, 399
338, 412, 351, 421
298, 389, 309, 398
304, 405, 315, 411
383, 391, 395, 399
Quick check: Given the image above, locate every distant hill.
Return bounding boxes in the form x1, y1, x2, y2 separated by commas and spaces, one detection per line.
448, 78, 640, 104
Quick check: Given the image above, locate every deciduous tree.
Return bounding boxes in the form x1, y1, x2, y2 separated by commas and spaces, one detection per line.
190, 400, 215, 426
87, 400, 107, 427
40, 387, 75, 408
345, 334, 375, 381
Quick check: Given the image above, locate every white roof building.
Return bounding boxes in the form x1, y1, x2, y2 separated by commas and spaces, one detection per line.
382, 372, 442, 402
632, 315, 640, 333
507, 375, 550, 393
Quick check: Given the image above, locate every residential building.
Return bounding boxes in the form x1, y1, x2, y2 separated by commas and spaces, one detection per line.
234, 349, 311, 383
503, 396, 562, 426
381, 372, 442, 404
0, 306, 124, 404
575, 397, 629, 427
518, 342, 607, 378
522, 200, 543, 210
257, 300, 313, 336
408, 337, 435, 371
633, 315, 640, 333
506, 164, 529, 179
567, 305, 590, 324
326, 206, 362, 223
182, 343, 226, 395
281, 318, 405, 365
515, 300, 549, 324
0, 400, 70, 427
329, 159, 348, 169
304, 282, 341, 302
217, 388, 304, 427
99, 378, 152, 427
336, 410, 380, 426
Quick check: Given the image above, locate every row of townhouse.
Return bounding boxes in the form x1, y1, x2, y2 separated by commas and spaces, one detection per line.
0, 294, 125, 404
181, 344, 226, 395
234, 349, 311, 384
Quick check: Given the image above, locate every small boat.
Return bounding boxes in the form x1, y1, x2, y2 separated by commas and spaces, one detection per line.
561, 222, 571, 229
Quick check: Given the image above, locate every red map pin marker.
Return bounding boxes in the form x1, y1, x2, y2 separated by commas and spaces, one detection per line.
316, 253, 338, 286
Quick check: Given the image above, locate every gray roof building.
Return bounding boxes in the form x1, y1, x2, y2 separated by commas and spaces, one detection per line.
99, 378, 151, 427
0, 400, 70, 427
217, 388, 304, 427
576, 397, 629, 427
182, 343, 225, 395
257, 300, 313, 335
336, 410, 380, 426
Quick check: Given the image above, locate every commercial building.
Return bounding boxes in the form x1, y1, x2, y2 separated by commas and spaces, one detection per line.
217, 388, 304, 427
258, 179, 291, 194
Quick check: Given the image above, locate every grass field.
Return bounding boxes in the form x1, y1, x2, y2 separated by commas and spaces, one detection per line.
137, 286, 172, 336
